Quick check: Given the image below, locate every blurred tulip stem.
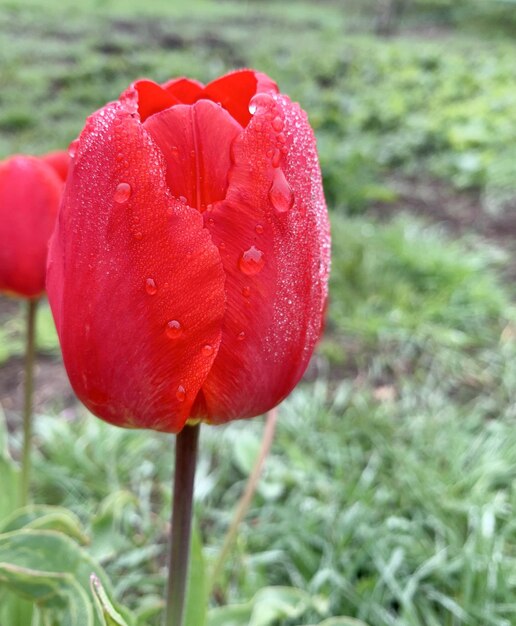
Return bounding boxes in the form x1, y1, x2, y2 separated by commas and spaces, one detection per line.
165, 422, 200, 626
210, 407, 278, 593
20, 298, 38, 507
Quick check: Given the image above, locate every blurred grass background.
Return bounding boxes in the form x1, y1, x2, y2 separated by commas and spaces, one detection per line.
2, 0, 516, 624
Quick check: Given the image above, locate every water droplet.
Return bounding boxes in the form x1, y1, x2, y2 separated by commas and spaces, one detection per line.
277, 132, 286, 144
145, 278, 157, 295
239, 246, 265, 275
237, 331, 246, 341
179, 196, 187, 205
171, 145, 179, 155
248, 92, 275, 115
114, 182, 132, 203
242, 286, 251, 297
166, 320, 183, 339
272, 116, 284, 132
176, 385, 186, 402
202, 344, 214, 356
68, 139, 79, 158
271, 149, 281, 168
268, 169, 293, 214
255, 223, 264, 234
134, 231, 143, 240
219, 242, 226, 250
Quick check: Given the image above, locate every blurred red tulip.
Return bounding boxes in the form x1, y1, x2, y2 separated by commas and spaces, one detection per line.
0, 154, 67, 299
47, 69, 330, 432
42, 150, 71, 182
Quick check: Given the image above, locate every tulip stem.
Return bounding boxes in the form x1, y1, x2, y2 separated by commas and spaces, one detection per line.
210, 407, 278, 594
20, 298, 38, 508
165, 423, 200, 626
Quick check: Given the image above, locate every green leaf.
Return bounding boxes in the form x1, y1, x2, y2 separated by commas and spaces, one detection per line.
249, 587, 313, 626
90, 574, 129, 626
0, 528, 133, 626
299, 617, 367, 626
0, 405, 19, 523
207, 586, 327, 626
0, 588, 34, 626
184, 523, 207, 626
59, 579, 95, 626
207, 603, 252, 626
0, 505, 89, 544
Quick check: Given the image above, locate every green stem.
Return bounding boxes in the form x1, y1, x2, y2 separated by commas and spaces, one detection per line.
164, 423, 200, 626
210, 407, 278, 593
20, 298, 38, 508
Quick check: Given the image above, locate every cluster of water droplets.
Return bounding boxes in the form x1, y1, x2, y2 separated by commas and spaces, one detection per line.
248, 92, 294, 216
259, 95, 331, 367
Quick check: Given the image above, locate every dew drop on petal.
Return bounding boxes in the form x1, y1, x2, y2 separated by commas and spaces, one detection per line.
114, 182, 132, 203
202, 344, 214, 356
145, 278, 157, 295
239, 246, 265, 275
68, 139, 79, 158
242, 286, 251, 297
255, 223, 264, 234
237, 331, 246, 341
272, 116, 284, 132
269, 168, 294, 214
179, 196, 187, 205
133, 231, 143, 240
166, 320, 183, 339
176, 385, 186, 402
271, 149, 281, 168
248, 92, 275, 115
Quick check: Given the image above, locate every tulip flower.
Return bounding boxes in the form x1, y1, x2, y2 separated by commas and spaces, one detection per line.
46, 69, 330, 626
0, 152, 67, 506
0, 155, 64, 299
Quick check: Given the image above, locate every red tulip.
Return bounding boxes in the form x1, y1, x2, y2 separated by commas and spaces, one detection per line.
47, 69, 330, 433
0, 154, 66, 299
42, 150, 71, 183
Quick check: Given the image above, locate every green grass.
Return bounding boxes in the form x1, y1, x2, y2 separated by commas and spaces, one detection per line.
25, 370, 516, 625
2, 0, 516, 624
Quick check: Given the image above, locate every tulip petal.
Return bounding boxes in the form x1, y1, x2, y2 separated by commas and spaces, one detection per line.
203, 69, 279, 127
162, 77, 205, 104
196, 93, 330, 423
42, 150, 70, 182
47, 102, 226, 433
0, 156, 62, 298
131, 79, 181, 122
143, 100, 241, 210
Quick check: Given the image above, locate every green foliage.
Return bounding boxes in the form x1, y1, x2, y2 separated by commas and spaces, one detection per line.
1, 1, 516, 625
330, 214, 512, 344
1, 0, 516, 216
91, 575, 130, 626
0, 299, 59, 363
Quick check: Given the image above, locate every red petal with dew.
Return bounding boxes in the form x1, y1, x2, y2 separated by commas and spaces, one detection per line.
203, 69, 279, 127
47, 102, 226, 432
130, 79, 181, 122
196, 92, 330, 423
